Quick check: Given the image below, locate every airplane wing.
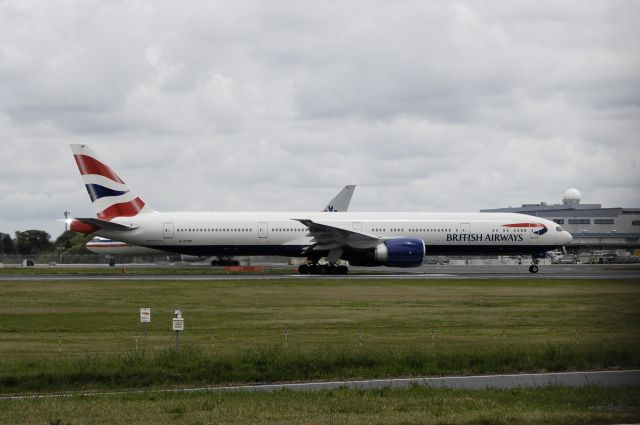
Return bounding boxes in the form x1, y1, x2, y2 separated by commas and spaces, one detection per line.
294, 219, 381, 251
321, 185, 355, 212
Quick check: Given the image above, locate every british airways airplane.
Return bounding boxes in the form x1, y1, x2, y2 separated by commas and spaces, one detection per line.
69, 144, 572, 274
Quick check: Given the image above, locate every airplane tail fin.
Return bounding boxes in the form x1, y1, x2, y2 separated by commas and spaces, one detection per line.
70, 144, 152, 221
322, 185, 355, 212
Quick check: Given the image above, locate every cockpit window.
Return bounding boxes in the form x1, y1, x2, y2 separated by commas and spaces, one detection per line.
556, 226, 563, 232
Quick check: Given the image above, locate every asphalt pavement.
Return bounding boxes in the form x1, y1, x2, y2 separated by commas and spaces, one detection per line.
1, 264, 638, 280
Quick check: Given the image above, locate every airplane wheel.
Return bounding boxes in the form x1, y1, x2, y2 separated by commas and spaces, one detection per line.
309, 264, 319, 274
108, 259, 116, 267
319, 265, 329, 275
337, 265, 348, 275
298, 264, 309, 274
529, 265, 539, 274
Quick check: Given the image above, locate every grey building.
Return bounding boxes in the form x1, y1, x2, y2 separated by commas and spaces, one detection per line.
481, 188, 640, 253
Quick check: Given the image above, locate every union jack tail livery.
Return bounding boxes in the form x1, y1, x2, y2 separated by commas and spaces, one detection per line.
70, 144, 152, 221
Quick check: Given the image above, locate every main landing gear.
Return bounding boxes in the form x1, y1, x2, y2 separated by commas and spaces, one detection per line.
298, 263, 349, 275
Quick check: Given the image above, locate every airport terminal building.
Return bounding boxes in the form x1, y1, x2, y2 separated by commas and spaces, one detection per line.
481, 188, 640, 254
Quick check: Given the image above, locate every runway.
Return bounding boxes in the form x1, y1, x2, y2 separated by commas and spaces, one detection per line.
2, 370, 639, 400
1, 264, 639, 281
347, 263, 640, 280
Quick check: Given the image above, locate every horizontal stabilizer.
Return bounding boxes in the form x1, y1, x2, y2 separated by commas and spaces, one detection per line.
70, 217, 139, 234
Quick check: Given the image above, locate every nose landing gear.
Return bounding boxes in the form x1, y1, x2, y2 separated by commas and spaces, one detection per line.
529, 255, 541, 273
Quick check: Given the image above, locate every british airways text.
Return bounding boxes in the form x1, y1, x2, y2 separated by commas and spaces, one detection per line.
446, 233, 525, 242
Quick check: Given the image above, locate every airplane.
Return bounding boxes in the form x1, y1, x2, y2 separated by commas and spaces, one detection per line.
85, 185, 356, 266
68, 144, 573, 274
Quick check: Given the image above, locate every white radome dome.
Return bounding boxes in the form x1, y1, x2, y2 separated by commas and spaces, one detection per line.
563, 188, 582, 204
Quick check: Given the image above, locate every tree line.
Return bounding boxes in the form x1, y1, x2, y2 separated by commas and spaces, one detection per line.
0, 230, 92, 255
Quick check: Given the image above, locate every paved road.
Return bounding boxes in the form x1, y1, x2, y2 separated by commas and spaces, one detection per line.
1, 264, 639, 281
2, 370, 639, 400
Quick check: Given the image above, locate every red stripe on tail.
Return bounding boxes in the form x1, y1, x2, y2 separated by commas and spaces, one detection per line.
97, 197, 146, 221
74, 154, 125, 184
69, 220, 100, 234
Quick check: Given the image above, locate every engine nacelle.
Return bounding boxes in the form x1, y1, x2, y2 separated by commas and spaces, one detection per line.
347, 238, 425, 267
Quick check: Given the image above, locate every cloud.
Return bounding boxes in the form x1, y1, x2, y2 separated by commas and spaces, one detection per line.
0, 0, 638, 238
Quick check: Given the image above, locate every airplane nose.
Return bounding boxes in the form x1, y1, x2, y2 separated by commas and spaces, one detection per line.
563, 231, 573, 244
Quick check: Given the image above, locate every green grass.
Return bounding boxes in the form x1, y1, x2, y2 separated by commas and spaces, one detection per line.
0, 278, 639, 393
1, 386, 639, 425
1, 343, 637, 394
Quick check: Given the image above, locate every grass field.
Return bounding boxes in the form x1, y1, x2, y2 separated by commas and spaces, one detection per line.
2, 386, 639, 425
1, 277, 638, 394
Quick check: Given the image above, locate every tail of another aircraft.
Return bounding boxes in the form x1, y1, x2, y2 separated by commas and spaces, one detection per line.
322, 185, 355, 212
70, 144, 152, 221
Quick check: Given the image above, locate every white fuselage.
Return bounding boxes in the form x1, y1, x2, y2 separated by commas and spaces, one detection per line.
94, 211, 572, 258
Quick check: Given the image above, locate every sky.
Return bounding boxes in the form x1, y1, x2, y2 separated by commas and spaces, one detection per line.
1, 0, 639, 239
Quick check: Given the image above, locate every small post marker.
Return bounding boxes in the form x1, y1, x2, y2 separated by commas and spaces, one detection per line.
283, 330, 289, 349
575, 328, 579, 344
173, 309, 184, 351
358, 331, 363, 348
135, 334, 139, 352
58, 334, 62, 353
480, 296, 484, 307
140, 308, 151, 339
431, 331, 435, 347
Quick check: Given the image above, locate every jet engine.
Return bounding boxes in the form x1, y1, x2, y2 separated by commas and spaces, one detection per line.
346, 238, 425, 267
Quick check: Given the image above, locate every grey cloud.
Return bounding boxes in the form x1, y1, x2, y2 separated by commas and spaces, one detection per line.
0, 0, 638, 238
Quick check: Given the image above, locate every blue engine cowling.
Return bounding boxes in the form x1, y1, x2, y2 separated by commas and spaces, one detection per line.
346, 238, 425, 267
